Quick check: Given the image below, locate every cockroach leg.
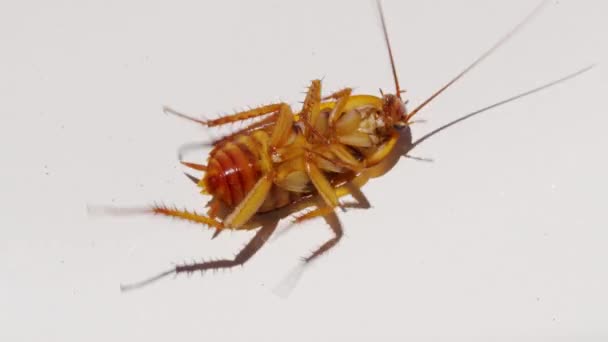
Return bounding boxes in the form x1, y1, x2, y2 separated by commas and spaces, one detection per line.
342, 181, 371, 210
304, 211, 343, 263
298, 79, 333, 143
322, 88, 353, 101
121, 220, 279, 292
211, 113, 278, 146
300, 79, 322, 138
290, 180, 371, 226
326, 143, 364, 171
223, 174, 273, 228
164, 103, 283, 127
93, 204, 225, 232
325, 87, 352, 127
284, 204, 345, 262
365, 130, 399, 166
292, 206, 335, 224
269, 104, 295, 148
176, 219, 278, 273
120, 269, 175, 292
305, 154, 340, 208
309, 151, 360, 173
151, 205, 224, 230
274, 180, 371, 242
300, 119, 330, 144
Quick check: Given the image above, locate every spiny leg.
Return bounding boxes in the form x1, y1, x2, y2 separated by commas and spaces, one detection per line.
322, 88, 352, 101
173, 112, 278, 158
304, 146, 377, 210
154, 200, 227, 240
150, 205, 224, 229
273, 196, 352, 296
269, 104, 294, 148
176, 219, 278, 274
271, 174, 372, 242
309, 150, 358, 174
271, 172, 371, 222
299, 79, 322, 139
121, 220, 279, 291
304, 211, 343, 263
95, 204, 224, 231
305, 152, 340, 208
298, 177, 372, 262
301, 119, 330, 144
211, 112, 278, 146
290, 179, 371, 227
91, 200, 228, 240
292, 205, 335, 224
271, 181, 371, 297
164, 103, 283, 127
301, 79, 321, 123
276, 203, 344, 263
223, 174, 273, 228
309, 143, 364, 173
342, 181, 371, 210
324, 87, 352, 127
291, 195, 369, 225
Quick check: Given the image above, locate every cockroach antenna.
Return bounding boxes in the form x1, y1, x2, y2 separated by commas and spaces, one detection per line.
377, 0, 403, 99
405, 0, 550, 122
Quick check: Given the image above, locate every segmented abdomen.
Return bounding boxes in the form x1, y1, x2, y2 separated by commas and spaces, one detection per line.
203, 131, 303, 213
203, 135, 261, 207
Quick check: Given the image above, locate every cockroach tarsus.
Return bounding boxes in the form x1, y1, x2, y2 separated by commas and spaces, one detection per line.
97, 0, 593, 291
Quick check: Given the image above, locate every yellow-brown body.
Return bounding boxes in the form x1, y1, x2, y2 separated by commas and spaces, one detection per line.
200, 93, 398, 218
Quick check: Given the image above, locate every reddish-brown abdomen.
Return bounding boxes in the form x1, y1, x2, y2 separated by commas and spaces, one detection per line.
203, 138, 261, 207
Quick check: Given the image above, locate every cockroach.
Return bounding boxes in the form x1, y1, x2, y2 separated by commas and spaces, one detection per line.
99, 0, 592, 291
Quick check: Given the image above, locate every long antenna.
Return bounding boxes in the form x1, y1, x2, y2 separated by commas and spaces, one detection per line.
410, 64, 594, 150
406, 0, 549, 121
377, 0, 402, 99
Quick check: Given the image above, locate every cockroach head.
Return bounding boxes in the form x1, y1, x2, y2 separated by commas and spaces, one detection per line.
377, 0, 408, 129
382, 93, 408, 129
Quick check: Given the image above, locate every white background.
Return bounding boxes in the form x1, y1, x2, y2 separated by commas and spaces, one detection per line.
1, 0, 607, 341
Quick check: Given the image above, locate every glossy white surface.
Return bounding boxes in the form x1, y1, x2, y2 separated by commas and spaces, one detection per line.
1, 0, 606, 340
